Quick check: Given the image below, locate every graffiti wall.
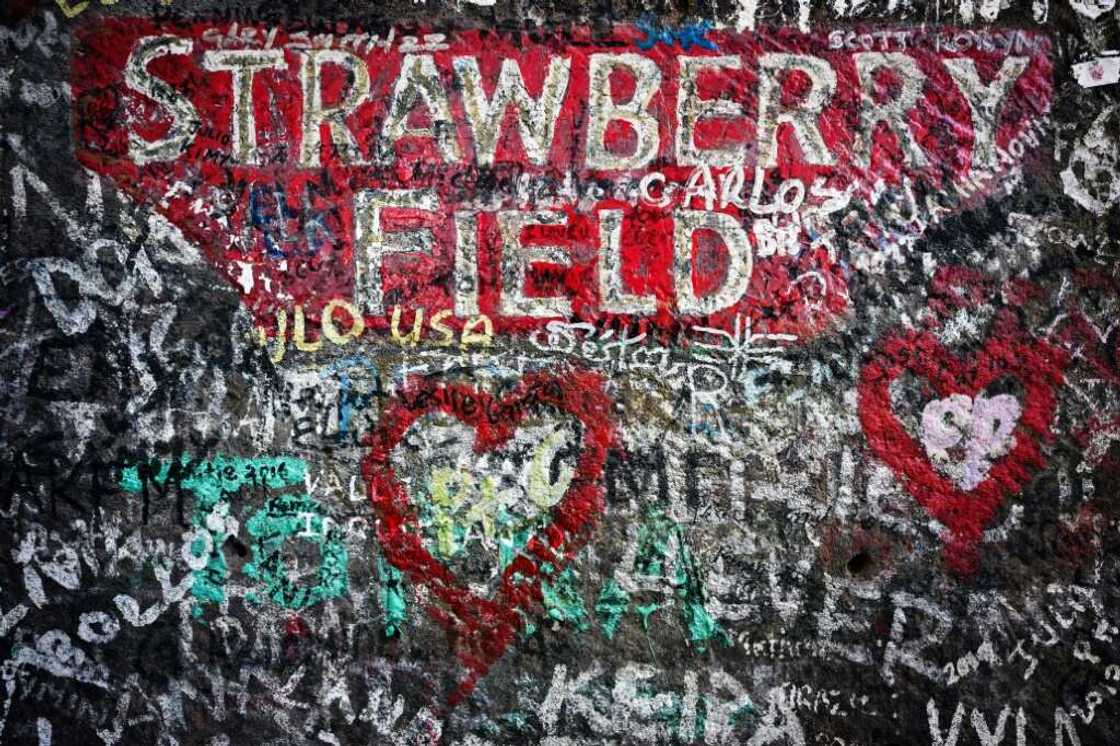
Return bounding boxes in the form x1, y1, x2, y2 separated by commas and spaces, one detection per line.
1, 0, 1119, 742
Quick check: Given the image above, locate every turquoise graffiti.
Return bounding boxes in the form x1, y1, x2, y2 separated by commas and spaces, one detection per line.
120, 456, 350, 616
377, 553, 407, 637
411, 452, 726, 647
119, 455, 723, 648
596, 508, 730, 652
243, 492, 349, 609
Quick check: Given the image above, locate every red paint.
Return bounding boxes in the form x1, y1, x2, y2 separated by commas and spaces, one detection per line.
1077, 416, 1120, 474
71, 22, 1051, 342
926, 266, 1012, 320
1051, 272, 1120, 388
361, 369, 615, 704
284, 613, 309, 637
858, 305, 1068, 575
1059, 502, 1106, 567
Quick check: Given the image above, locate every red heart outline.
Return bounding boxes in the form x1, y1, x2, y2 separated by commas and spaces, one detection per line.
858, 311, 1068, 575
361, 368, 615, 704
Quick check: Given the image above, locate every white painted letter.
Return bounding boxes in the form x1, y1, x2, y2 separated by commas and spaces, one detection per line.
673, 210, 752, 316
498, 211, 571, 317
381, 54, 460, 164
352, 189, 439, 315
677, 56, 745, 167
203, 49, 285, 164
598, 209, 656, 314
756, 53, 837, 167
299, 49, 370, 167
125, 37, 201, 164
942, 56, 1030, 171
454, 56, 571, 166
586, 54, 662, 170
853, 52, 928, 168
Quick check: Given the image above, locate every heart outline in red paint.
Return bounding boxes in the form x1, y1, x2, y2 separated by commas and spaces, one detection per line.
361, 368, 615, 704
858, 310, 1068, 575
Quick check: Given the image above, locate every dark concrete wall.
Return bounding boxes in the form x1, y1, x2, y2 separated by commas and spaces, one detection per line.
1, 0, 1119, 744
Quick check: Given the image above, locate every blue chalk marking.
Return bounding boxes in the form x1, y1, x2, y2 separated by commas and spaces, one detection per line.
636, 18, 717, 51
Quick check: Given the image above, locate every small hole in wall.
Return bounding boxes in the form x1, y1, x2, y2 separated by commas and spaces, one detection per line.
847, 552, 873, 576
224, 536, 249, 558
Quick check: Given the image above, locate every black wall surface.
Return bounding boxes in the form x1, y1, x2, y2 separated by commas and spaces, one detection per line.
2, 0, 1120, 744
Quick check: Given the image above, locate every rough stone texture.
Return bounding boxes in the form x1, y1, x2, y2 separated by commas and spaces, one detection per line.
1, 0, 1119, 744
